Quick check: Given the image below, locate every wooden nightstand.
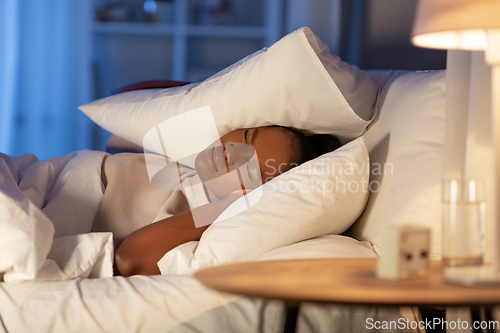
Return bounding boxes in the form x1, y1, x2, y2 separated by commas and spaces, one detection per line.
195, 258, 500, 333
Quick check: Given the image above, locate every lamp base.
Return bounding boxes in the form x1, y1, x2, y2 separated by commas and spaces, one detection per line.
445, 266, 500, 286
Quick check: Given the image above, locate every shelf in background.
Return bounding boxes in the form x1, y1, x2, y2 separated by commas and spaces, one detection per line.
93, 22, 266, 38
186, 25, 265, 38
93, 22, 176, 36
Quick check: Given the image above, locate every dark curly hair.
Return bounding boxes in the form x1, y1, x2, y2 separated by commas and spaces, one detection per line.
271, 125, 342, 166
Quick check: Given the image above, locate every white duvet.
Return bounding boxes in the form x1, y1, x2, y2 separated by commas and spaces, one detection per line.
0, 150, 113, 282
0, 236, 422, 333
0, 235, 388, 333
0, 152, 412, 333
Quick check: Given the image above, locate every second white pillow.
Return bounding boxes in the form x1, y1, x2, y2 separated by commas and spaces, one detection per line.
157, 135, 370, 274
79, 27, 379, 150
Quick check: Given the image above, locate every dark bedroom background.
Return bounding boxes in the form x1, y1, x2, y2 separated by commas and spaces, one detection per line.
0, 0, 445, 160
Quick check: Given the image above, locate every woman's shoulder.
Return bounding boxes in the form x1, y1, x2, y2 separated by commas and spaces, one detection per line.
104, 152, 146, 180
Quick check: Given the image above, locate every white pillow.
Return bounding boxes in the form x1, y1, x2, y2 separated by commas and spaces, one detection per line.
79, 27, 379, 147
157, 135, 370, 274
257, 235, 377, 261
347, 70, 446, 258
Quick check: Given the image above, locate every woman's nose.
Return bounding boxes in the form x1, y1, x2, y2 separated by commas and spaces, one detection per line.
224, 143, 254, 169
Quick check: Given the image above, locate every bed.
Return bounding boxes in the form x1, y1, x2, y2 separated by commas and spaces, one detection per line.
0, 27, 447, 332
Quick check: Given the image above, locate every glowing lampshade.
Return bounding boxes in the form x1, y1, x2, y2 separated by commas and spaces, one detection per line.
411, 0, 500, 50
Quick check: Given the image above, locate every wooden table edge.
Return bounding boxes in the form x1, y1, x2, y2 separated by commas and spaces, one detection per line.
194, 258, 500, 306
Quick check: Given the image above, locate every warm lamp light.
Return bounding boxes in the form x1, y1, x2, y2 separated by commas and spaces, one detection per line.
412, 0, 500, 282
411, 0, 500, 50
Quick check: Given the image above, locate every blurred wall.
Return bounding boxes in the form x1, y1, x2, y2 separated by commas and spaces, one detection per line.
361, 0, 446, 70
285, 0, 341, 55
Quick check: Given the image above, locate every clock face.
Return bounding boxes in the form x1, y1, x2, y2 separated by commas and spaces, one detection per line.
398, 229, 430, 277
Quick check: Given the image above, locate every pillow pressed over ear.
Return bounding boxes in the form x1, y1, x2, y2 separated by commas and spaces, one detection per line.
157, 135, 370, 274
79, 27, 380, 147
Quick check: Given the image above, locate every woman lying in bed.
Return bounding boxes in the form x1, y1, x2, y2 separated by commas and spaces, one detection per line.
103, 125, 340, 277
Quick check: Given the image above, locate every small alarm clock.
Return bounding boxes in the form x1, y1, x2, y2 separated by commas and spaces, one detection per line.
377, 225, 431, 280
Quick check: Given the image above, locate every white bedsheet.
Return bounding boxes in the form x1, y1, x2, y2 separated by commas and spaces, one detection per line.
0, 150, 113, 282
0, 235, 421, 333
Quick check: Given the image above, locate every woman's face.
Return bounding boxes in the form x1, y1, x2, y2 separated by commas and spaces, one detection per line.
194, 126, 295, 199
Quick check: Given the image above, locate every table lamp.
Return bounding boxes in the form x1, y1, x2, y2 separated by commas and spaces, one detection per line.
411, 0, 500, 283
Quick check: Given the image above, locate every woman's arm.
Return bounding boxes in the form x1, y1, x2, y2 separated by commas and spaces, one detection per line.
114, 192, 241, 276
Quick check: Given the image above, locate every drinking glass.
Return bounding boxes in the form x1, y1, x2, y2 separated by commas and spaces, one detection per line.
442, 178, 485, 267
